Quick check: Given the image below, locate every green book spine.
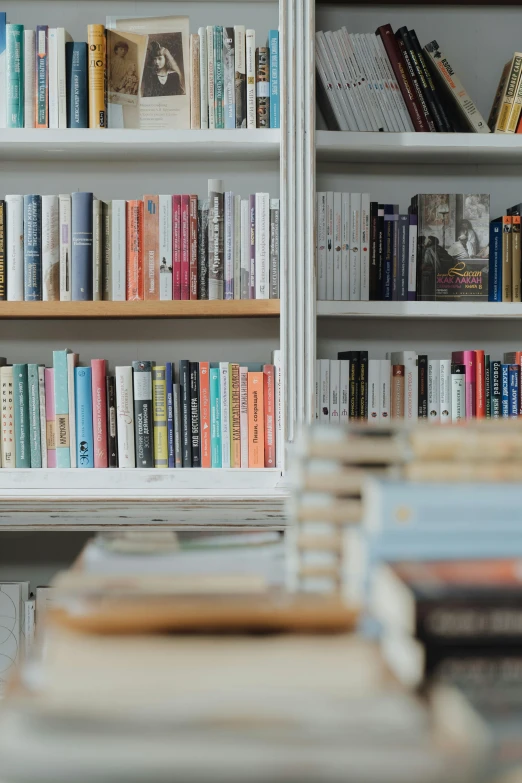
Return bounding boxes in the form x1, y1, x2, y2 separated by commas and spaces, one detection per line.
53, 349, 71, 467
27, 363, 41, 467
213, 26, 224, 129
6, 24, 24, 129
13, 364, 30, 467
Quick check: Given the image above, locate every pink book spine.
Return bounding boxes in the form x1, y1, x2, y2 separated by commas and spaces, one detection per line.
452, 350, 476, 419
44, 368, 56, 468
172, 195, 181, 300
91, 359, 108, 468
181, 194, 190, 301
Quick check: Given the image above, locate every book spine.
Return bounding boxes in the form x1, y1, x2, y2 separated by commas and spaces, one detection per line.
451, 364, 466, 421
91, 359, 107, 468
106, 375, 117, 467
27, 364, 41, 468
316, 192, 326, 300
379, 359, 390, 422
24, 600, 35, 658
320, 358, 330, 421
246, 30, 256, 129
509, 364, 519, 418
427, 359, 439, 422
58, 194, 72, 301
224, 191, 234, 300
111, 200, 126, 301
369, 202, 378, 300
24, 30, 35, 128
255, 192, 269, 299
172, 195, 181, 300
210, 366, 221, 467
23, 195, 42, 301
249, 193, 256, 299
268, 30, 279, 128
68, 352, 78, 468
272, 351, 283, 463
507, 63, 522, 133
269, 199, 280, 298
495, 55, 522, 133
13, 364, 30, 467
485, 354, 491, 418
340, 359, 350, 423
359, 351, 368, 420
87, 24, 106, 129
333, 192, 342, 301
208, 180, 224, 300
71, 191, 93, 301
0, 202, 4, 301
391, 365, 404, 418
417, 354, 428, 418
143, 195, 159, 301
234, 25, 246, 128
341, 193, 350, 300
44, 368, 56, 467
439, 359, 451, 423
6, 196, 23, 301
376, 25, 428, 132
66, 41, 89, 129
223, 27, 235, 129
197, 198, 209, 300
491, 360, 501, 418
407, 213, 417, 301
173, 381, 182, 468
1, 367, 15, 466
248, 371, 264, 467
239, 366, 249, 467
189, 362, 201, 468
180, 194, 190, 301
360, 194, 370, 301
190, 34, 201, 130
408, 28, 452, 132
189, 195, 198, 301
230, 363, 241, 467
263, 364, 275, 466
240, 200, 250, 299
205, 26, 215, 131
35, 26, 48, 128
501, 363, 510, 417
502, 215, 513, 302
350, 193, 361, 300
180, 359, 192, 467
53, 350, 70, 467
213, 26, 224, 129
38, 365, 47, 468
126, 199, 144, 301
48, 28, 58, 129
255, 47, 269, 128
219, 362, 231, 468
367, 359, 380, 424
6, 25, 24, 128
75, 367, 94, 468
397, 214, 409, 301
41, 195, 60, 301
234, 195, 241, 300
159, 195, 173, 301
115, 367, 135, 467
132, 361, 153, 468
199, 361, 211, 468
489, 221, 502, 302
166, 363, 174, 468
102, 201, 111, 300
395, 28, 435, 132
56, 28, 68, 129
152, 366, 168, 468
512, 215, 521, 302
198, 27, 208, 130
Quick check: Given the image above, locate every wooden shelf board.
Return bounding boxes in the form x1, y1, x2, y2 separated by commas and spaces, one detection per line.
0, 300, 280, 319
317, 301, 522, 319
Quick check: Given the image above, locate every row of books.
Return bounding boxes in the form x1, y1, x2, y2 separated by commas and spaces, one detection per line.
0, 183, 279, 303
0, 15, 279, 131
317, 192, 491, 302
316, 349, 522, 424
0, 351, 282, 470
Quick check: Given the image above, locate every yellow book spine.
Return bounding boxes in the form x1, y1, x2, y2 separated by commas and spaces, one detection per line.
152, 366, 168, 467
229, 363, 241, 467
88, 24, 106, 129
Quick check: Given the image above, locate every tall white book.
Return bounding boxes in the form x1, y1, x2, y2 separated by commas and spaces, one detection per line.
42, 195, 60, 301
368, 359, 380, 424
67, 353, 79, 468
198, 27, 208, 130
206, 26, 215, 130
428, 359, 440, 422
23, 30, 35, 129
6, 195, 23, 301
349, 193, 361, 300
325, 191, 333, 300
57, 28, 71, 129
255, 192, 269, 299
115, 366, 135, 468
341, 193, 350, 301
440, 359, 452, 424
48, 29, 58, 129
360, 193, 370, 301
319, 359, 329, 422
316, 192, 327, 300
246, 29, 256, 129
329, 359, 340, 424
159, 195, 172, 300
333, 193, 342, 301
451, 368, 466, 422
339, 359, 350, 423
58, 194, 72, 301
111, 200, 126, 301
379, 359, 391, 423
219, 362, 231, 469
38, 365, 47, 468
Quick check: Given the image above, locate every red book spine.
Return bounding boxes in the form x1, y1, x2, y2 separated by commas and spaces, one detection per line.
181, 194, 190, 301
189, 194, 198, 300
172, 195, 181, 300
199, 361, 211, 468
376, 25, 429, 132
125, 200, 144, 301
263, 364, 275, 468
452, 350, 476, 419
91, 359, 108, 468
475, 350, 485, 419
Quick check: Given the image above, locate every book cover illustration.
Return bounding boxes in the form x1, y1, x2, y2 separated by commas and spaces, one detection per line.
417, 193, 489, 300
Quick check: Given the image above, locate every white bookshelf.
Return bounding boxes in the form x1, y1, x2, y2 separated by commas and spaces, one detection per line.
317, 302, 522, 320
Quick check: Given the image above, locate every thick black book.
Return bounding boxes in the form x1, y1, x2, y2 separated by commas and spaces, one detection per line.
0, 201, 5, 301
408, 28, 453, 133
359, 351, 368, 421
106, 375, 118, 468
179, 359, 192, 467
395, 28, 436, 132
397, 27, 445, 133
132, 361, 154, 468
426, 645, 522, 686
369, 202, 379, 300
338, 351, 359, 420
418, 355, 428, 418
491, 360, 502, 418
189, 362, 201, 468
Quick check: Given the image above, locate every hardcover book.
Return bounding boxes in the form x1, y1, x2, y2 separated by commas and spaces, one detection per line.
132, 360, 153, 468
23, 195, 42, 301
53, 349, 71, 467
152, 365, 168, 467
13, 364, 30, 468
91, 359, 108, 468
115, 366, 135, 468
87, 24, 106, 128
65, 42, 87, 128
71, 191, 94, 301
27, 364, 42, 468
159, 194, 173, 301
75, 367, 94, 468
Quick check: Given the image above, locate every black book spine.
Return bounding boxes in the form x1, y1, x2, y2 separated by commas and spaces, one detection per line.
198, 199, 209, 300
408, 28, 453, 133
377, 205, 384, 300
132, 361, 154, 468
485, 354, 491, 418
395, 29, 436, 132
0, 200, 5, 301
369, 202, 379, 300
399, 27, 445, 133
106, 376, 118, 468
491, 360, 502, 419
179, 359, 192, 467
418, 355, 428, 418
426, 645, 522, 686
359, 351, 368, 421
189, 362, 201, 468
339, 351, 360, 420
398, 214, 409, 302
418, 602, 522, 647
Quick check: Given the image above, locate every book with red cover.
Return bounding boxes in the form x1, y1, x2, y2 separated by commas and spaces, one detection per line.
91, 359, 108, 468
143, 195, 159, 301
181, 195, 190, 301
126, 200, 144, 301
199, 361, 211, 468
263, 364, 275, 467
189, 194, 198, 300
475, 350, 485, 419
451, 350, 476, 419
172, 195, 181, 300
376, 24, 430, 132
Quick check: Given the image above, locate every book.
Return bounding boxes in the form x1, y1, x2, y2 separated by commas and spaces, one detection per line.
239, 365, 249, 467
512, 215, 521, 302
65, 41, 87, 128
208, 179, 224, 300
491, 360, 502, 419
1, 366, 15, 468
6, 24, 24, 128
49, 28, 58, 129
269, 199, 280, 299
489, 220, 502, 302
391, 365, 404, 419
190, 34, 200, 130
234, 26, 246, 128
440, 359, 451, 423
451, 363, 466, 422
395, 27, 435, 132
452, 350, 476, 419
198, 27, 208, 130
417, 355, 428, 418
132, 360, 153, 468
165, 363, 174, 469
249, 194, 256, 299
106, 375, 117, 468
71, 191, 93, 301
489, 53, 522, 133
206, 26, 215, 131
197, 199, 209, 301
111, 200, 126, 301
172, 194, 181, 299
223, 27, 235, 129
230, 363, 241, 467
509, 364, 519, 418
199, 361, 211, 469
143, 195, 159, 300
255, 192, 269, 298
126, 199, 144, 301
159, 195, 173, 301
87, 24, 106, 129
0, 201, 5, 301
75, 367, 94, 468
92, 199, 103, 301
13, 364, 30, 468
256, 46, 269, 128
44, 368, 56, 467
58, 194, 72, 301
189, 362, 200, 467
91, 359, 108, 468
376, 24, 428, 132
173, 380, 182, 468
224, 191, 234, 300
189, 194, 198, 300
501, 215, 513, 302
501, 363, 510, 418
180, 194, 190, 300
42, 195, 59, 301
115, 366, 135, 468
23, 195, 42, 301
268, 30, 279, 129
263, 364, 275, 466
152, 366, 168, 468
209, 365, 221, 468
246, 29, 256, 129
35, 26, 48, 128
390, 350, 417, 421
53, 349, 71, 467
213, 26, 224, 128
6, 195, 23, 301
179, 359, 192, 467
27, 364, 42, 468
37, 366, 47, 468
248, 371, 264, 467
219, 362, 231, 468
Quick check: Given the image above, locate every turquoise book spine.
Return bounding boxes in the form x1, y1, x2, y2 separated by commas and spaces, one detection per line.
6, 24, 23, 128
27, 363, 41, 468
75, 366, 94, 468
210, 365, 222, 468
268, 30, 279, 129
53, 349, 71, 468
213, 26, 224, 129
13, 363, 30, 468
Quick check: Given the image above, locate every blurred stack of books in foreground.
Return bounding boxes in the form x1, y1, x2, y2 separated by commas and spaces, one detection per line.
289, 420, 522, 781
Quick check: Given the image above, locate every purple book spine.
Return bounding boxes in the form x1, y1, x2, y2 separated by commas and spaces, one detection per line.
224, 191, 234, 300
249, 193, 255, 299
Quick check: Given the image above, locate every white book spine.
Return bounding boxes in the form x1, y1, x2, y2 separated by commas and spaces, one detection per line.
0, 366, 15, 467
246, 29, 256, 129
322, 32, 356, 131
314, 360, 320, 419
365, 34, 399, 133
357, 33, 390, 132
360, 193, 370, 300
206, 26, 215, 130
368, 359, 380, 424
333, 193, 342, 301
316, 33, 351, 131
428, 359, 440, 423
159, 195, 172, 301
320, 359, 330, 422
38, 365, 47, 468
338, 31, 370, 131
315, 45, 348, 131
67, 353, 78, 468
58, 194, 72, 301
329, 359, 340, 424
57, 28, 69, 129
349, 193, 361, 300
92, 199, 103, 301
255, 192, 269, 299
41, 195, 59, 301
6, 195, 24, 301
239, 366, 249, 468
24, 599, 35, 659
198, 27, 208, 130
111, 200, 126, 301
234, 25, 246, 128
339, 359, 350, 423
219, 362, 231, 468
325, 191, 334, 300
234, 195, 241, 300
451, 372, 466, 422
224, 191, 234, 300
115, 366, 135, 468
390, 351, 418, 421
316, 192, 327, 300
408, 219, 417, 300
341, 193, 350, 300
272, 348, 283, 468
24, 30, 35, 129
439, 359, 452, 423
48, 29, 58, 129
380, 359, 391, 422
240, 199, 250, 299
349, 33, 381, 132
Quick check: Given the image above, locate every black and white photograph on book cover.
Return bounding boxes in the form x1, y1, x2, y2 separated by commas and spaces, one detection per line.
141, 35, 186, 98
108, 36, 140, 96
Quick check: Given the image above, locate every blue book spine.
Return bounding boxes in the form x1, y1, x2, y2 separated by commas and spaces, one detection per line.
27, 363, 41, 468
509, 364, 519, 418
213, 26, 224, 129
75, 366, 94, 468
23, 195, 42, 300
383, 207, 393, 300
489, 221, 502, 302
268, 30, 279, 129
210, 365, 222, 468
65, 42, 88, 129
166, 362, 175, 468
35, 25, 48, 128
53, 349, 71, 468
6, 24, 24, 129
72, 191, 93, 300
12, 364, 30, 468
501, 363, 510, 417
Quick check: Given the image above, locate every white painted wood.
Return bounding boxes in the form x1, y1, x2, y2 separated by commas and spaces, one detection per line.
317, 302, 522, 320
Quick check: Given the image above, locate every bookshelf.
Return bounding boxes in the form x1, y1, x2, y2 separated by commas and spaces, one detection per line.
0, 301, 280, 318
317, 302, 522, 320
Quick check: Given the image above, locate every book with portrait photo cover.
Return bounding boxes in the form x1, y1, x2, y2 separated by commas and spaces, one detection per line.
106, 15, 190, 130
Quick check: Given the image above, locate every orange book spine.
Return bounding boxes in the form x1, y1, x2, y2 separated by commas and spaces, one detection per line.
517, 112, 522, 133
263, 364, 275, 467
230, 363, 241, 467
199, 361, 211, 468
248, 371, 264, 468
87, 24, 106, 129
126, 200, 144, 301
189, 195, 198, 300
143, 195, 159, 300
391, 365, 404, 419
475, 350, 485, 419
